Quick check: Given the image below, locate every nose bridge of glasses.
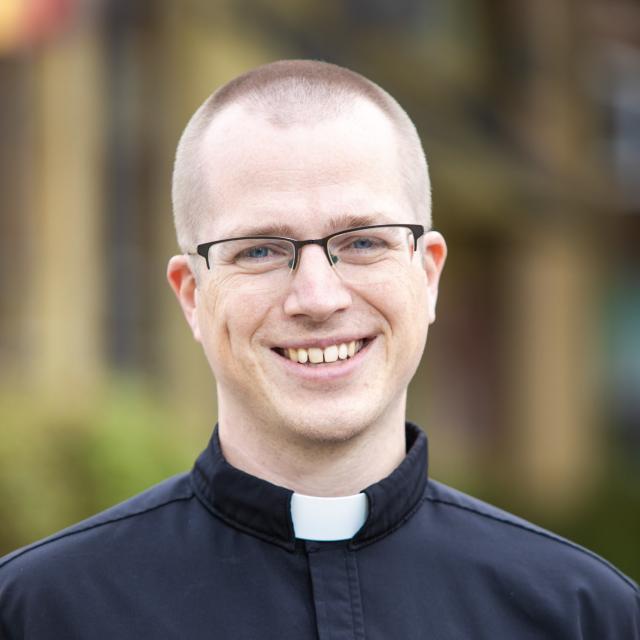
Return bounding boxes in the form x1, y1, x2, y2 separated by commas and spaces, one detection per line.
292, 237, 335, 270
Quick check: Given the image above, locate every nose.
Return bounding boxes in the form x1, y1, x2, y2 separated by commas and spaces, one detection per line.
283, 244, 352, 321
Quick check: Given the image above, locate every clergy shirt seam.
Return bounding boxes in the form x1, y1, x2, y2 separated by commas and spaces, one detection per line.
311, 555, 329, 637
426, 496, 640, 594
345, 551, 365, 639
0, 494, 195, 571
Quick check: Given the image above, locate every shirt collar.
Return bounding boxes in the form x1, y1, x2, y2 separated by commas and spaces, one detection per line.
190, 422, 428, 552
290, 492, 369, 541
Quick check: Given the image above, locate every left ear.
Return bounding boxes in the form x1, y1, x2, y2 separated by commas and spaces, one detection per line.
421, 231, 447, 324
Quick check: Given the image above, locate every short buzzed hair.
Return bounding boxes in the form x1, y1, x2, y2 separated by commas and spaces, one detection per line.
172, 60, 431, 251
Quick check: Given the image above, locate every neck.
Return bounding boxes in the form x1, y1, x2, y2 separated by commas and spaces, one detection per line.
216, 399, 407, 497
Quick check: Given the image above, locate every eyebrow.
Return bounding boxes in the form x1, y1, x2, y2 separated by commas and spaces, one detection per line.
224, 213, 389, 239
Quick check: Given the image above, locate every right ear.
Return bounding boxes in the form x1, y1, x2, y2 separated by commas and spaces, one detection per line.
167, 255, 202, 343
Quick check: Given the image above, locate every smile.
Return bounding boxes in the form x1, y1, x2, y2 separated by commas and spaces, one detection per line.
273, 338, 372, 365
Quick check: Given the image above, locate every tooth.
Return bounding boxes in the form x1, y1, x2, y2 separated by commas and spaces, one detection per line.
287, 348, 298, 361
338, 343, 348, 360
324, 345, 338, 363
297, 348, 309, 364
308, 348, 323, 364
347, 341, 356, 357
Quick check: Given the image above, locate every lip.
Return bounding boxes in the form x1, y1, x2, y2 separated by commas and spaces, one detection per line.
272, 335, 373, 350
271, 336, 377, 382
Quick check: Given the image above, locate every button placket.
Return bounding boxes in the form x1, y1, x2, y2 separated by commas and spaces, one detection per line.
305, 542, 365, 640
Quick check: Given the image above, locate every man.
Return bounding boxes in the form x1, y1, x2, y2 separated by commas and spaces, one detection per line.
1, 60, 638, 639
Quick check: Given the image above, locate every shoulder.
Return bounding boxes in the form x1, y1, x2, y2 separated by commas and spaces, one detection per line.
0, 472, 195, 578
417, 481, 640, 636
424, 480, 639, 609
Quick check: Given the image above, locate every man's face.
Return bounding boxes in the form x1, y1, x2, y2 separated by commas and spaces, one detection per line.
170, 100, 446, 445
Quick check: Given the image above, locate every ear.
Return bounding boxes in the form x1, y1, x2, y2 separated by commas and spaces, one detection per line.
167, 255, 202, 343
421, 231, 447, 324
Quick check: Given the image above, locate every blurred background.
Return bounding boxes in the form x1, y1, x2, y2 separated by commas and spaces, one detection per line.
0, 0, 638, 580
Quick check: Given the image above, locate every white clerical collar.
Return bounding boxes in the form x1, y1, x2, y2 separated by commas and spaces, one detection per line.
290, 492, 369, 541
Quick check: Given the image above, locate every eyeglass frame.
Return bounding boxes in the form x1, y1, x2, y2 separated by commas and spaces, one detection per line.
189, 223, 426, 271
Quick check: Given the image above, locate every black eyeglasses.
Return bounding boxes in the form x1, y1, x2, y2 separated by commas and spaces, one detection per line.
189, 224, 425, 276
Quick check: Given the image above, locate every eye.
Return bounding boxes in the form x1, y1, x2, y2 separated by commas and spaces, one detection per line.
233, 242, 290, 262
328, 231, 394, 265
242, 245, 274, 260
341, 236, 387, 252
230, 240, 293, 271
349, 237, 378, 250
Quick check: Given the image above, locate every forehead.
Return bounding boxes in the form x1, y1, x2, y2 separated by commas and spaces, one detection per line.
196, 100, 411, 239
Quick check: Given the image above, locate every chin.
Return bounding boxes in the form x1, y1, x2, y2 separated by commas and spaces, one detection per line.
275, 403, 381, 445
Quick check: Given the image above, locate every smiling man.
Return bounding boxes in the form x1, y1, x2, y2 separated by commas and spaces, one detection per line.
1, 60, 638, 639
167, 67, 443, 499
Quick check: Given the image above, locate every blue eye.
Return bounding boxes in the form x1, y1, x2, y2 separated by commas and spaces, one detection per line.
328, 233, 390, 265
245, 246, 271, 259
232, 241, 292, 270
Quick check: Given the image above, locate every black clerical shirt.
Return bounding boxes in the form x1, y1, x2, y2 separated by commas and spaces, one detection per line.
1, 423, 638, 639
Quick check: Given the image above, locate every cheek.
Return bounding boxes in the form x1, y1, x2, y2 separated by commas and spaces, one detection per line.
197, 283, 274, 366
386, 275, 429, 384
405, 277, 430, 348
365, 270, 428, 333
196, 288, 227, 364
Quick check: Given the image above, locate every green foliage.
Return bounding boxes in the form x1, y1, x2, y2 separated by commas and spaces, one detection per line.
0, 383, 204, 556
546, 454, 640, 584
